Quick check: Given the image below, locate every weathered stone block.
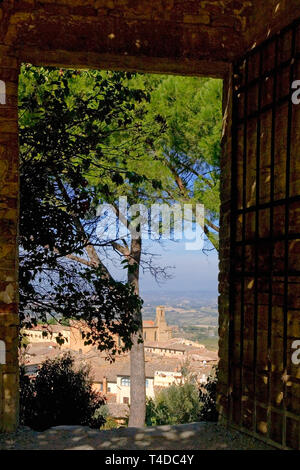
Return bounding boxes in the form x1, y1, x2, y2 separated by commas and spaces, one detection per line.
183, 14, 210, 25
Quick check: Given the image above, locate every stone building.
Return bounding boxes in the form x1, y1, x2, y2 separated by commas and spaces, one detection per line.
22, 320, 96, 353
0, 0, 300, 450
142, 306, 173, 342
23, 309, 173, 352
22, 325, 71, 348
91, 355, 185, 405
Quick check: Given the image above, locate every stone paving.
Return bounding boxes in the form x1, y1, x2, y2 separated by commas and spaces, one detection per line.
0, 422, 274, 450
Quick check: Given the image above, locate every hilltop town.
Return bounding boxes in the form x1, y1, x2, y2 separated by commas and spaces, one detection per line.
21, 306, 218, 422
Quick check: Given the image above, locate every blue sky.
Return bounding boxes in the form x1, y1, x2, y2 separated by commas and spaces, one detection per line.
97, 203, 219, 296
104, 237, 219, 296
139, 239, 219, 295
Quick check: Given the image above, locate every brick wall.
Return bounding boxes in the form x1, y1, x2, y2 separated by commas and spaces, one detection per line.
217, 69, 233, 425
0, 46, 19, 432
0, 1, 249, 67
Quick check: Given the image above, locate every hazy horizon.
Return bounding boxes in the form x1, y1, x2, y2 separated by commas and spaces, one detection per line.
139, 238, 218, 297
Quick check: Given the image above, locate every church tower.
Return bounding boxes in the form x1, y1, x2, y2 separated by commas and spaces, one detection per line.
155, 305, 167, 327
155, 306, 172, 341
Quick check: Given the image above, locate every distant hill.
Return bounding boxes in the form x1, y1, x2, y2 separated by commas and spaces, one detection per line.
141, 291, 218, 328
141, 291, 219, 352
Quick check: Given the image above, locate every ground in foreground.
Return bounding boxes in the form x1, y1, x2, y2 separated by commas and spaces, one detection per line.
0, 422, 274, 450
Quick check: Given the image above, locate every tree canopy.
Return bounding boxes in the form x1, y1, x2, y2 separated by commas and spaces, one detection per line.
19, 66, 163, 354
19, 65, 222, 424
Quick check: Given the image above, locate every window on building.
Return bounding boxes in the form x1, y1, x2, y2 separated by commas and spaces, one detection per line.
121, 377, 130, 386
145, 379, 150, 388
144, 331, 147, 340
123, 397, 129, 404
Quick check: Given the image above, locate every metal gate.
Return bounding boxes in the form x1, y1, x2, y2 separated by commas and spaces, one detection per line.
229, 19, 300, 449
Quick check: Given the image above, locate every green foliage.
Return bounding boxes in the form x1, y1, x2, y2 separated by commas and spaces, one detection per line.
18, 65, 155, 353
136, 74, 222, 249
144, 75, 222, 167
19, 65, 222, 355
146, 397, 170, 426
20, 353, 106, 431
92, 405, 121, 429
146, 381, 201, 426
93, 404, 109, 422
19, 65, 222, 427
198, 366, 219, 422
178, 326, 219, 351
102, 417, 120, 430
146, 368, 219, 426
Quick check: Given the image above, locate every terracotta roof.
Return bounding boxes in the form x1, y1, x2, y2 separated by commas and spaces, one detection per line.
144, 339, 218, 358
144, 341, 187, 351
25, 324, 70, 333
23, 343, 63, 365
26, 341, 59, 350
86, 356, 129, 383
143, 320, 155, 327
20, 337, 218, 385
88, 354, 182, 382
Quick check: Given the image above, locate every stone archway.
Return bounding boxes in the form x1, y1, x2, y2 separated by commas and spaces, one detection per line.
0, 1, 300, 449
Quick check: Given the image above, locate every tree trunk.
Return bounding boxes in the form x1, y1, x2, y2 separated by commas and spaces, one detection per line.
127, 236, 146, 427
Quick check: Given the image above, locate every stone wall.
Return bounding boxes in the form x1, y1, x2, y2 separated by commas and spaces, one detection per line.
0, 45, 19, 432
217, 68, 233, 427
0, 0, 250, 71
246, 1, 300, 51
0, 0, 300, 448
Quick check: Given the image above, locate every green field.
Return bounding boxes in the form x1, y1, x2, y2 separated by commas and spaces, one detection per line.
174, 326, 219, 351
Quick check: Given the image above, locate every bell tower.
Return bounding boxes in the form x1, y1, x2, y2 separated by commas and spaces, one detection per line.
154, 306, 173, 342
155, 306, 167, 326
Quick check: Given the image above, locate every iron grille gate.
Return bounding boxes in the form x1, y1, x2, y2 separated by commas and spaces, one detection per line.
229, 19, 300, 449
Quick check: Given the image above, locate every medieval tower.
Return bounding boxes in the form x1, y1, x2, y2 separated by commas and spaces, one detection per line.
143, 306, 173, 342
